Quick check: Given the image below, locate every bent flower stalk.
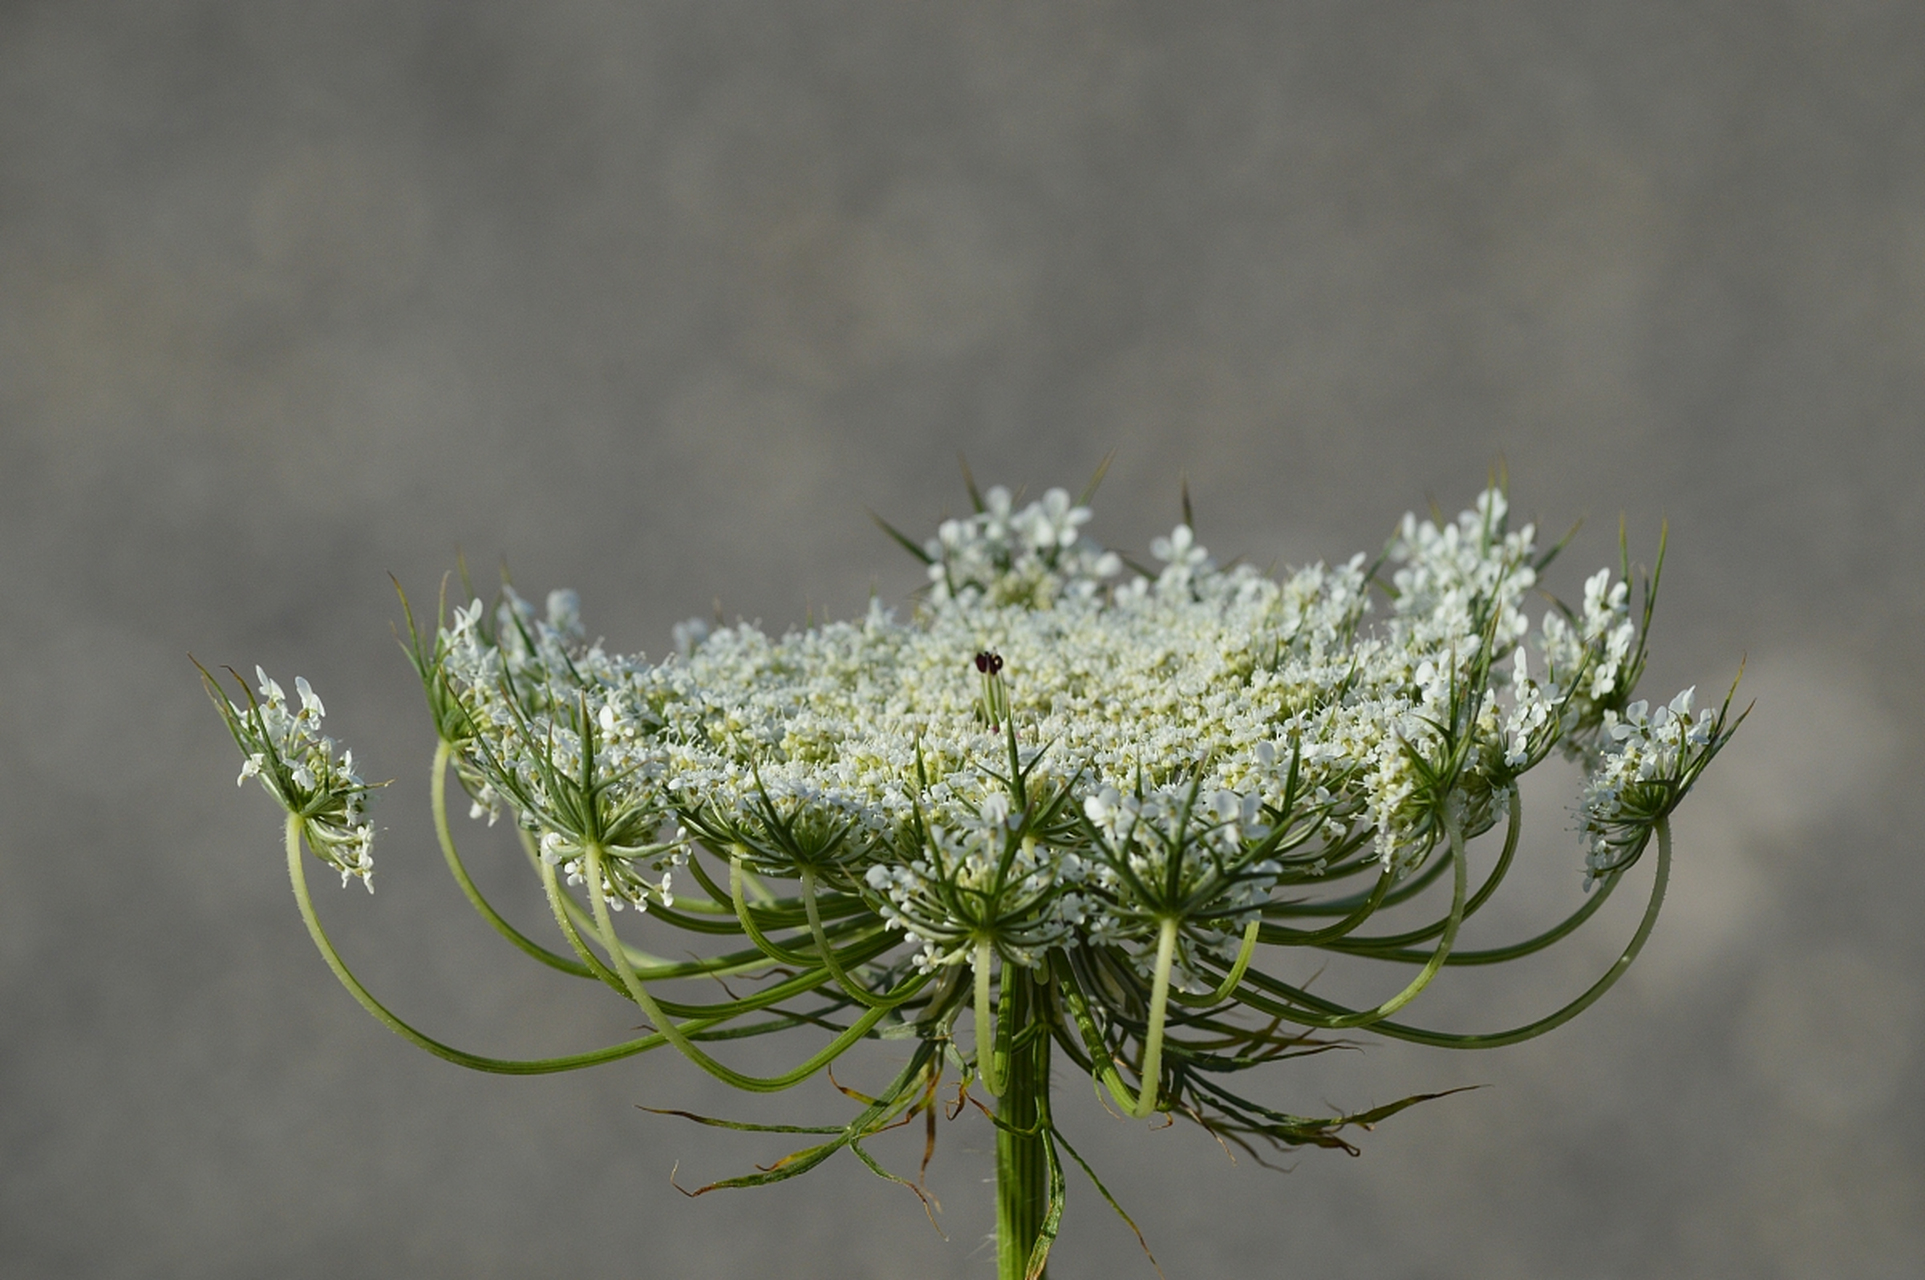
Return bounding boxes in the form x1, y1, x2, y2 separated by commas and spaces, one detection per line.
204, 474, 1740, 1280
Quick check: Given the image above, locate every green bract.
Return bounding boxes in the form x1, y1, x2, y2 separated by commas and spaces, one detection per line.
206, 475, 1740, 1280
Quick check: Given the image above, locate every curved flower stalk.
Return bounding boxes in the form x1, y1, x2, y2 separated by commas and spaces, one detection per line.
207, 472, 1742, 1280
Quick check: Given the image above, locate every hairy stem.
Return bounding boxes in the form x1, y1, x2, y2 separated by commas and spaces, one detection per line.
996, 967, 1051, 1280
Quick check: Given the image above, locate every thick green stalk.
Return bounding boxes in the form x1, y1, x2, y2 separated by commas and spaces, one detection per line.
996, 967, 1051, 1280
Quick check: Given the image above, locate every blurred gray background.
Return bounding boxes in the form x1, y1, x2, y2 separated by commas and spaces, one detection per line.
3, 3, 1922, 1277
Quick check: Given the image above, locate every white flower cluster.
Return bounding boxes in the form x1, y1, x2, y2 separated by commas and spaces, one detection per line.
862, 788, 1071, 970
213, 666, 375, 889
1579, 688, 1723, 886
924, 485, 1122, 606
440, 589, 687, 913
428, 486, 1723, 984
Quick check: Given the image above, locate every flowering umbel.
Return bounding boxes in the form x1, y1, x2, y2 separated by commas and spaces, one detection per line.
207, 474, 1740, 1280
203, 664, 376, 889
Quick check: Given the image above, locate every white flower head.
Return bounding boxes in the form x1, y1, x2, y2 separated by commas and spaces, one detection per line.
214, 473, 1737, 1215
206, 665, 377, 890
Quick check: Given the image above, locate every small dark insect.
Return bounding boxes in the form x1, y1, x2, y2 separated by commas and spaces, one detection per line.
973, 651, 1003, 674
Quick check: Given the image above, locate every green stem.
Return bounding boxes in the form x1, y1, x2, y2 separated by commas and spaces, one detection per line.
799, 868, 925, 1009
1048, 951, 1135, 1113
541, 832, 884, 980
284, 815, 672, 1074
996, 967, 1051, 1280
730, 850, 813, 965
1319, 803, 1471, 1029
976, 938, 1005, 1095
538, 848, 631, 998
1131, 917, 1179, 1118
431, 740, 595, 977
1228, 818, 1673, 1047
1170, 917, 1261, 1007
582, 843, 905, 1093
